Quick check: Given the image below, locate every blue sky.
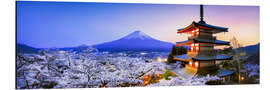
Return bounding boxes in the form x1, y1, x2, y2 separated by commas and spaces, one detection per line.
17, 1, 259, 48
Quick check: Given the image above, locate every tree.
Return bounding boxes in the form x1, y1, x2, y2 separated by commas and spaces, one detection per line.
219, 36, 247, 84
167, 45, 187, 63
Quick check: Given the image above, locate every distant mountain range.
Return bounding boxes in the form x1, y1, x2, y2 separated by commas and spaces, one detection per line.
17, 31, 175, 53
241, 43, 260, 65
92, 31, 174, 52
17, 44, 40, 54
241, 43, 259, 55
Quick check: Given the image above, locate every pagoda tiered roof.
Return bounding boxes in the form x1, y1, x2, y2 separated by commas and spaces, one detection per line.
218, 70, 235, 77
176, 38, 230, 46
174, 54, 232, 61
177, 21, 228, 34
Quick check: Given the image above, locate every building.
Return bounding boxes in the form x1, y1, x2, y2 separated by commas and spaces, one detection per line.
173, 5, 232, 75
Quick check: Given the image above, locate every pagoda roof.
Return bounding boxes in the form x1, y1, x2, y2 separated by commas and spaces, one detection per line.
218, 70, 234, 77
176, 38, 230, 46
193, 54, 233, 61
174, 54, 232, 61
173, 54, 191, 62
177, 21, 228, 34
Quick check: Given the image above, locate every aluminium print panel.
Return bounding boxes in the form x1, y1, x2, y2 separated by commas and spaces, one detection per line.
16, 1, 259, 89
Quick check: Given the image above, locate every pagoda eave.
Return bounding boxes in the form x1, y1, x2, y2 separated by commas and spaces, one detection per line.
173, 57, 192, 62
194, 22, 228, 32
193, 38, 230, 45
218, 70, 235, 77
192, 57, 233, 61
173, 54, 233, 61
176, 39, 230, 47
177, 22, 197, 33
177, 22, 228, 34
176, 40, 193, 46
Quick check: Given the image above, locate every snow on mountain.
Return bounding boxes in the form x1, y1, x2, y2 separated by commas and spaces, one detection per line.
122, 31, 153, 40
94, 31, 174, 52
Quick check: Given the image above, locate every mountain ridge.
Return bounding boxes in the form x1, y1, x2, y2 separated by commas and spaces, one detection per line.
93, 31, 174, 52
241, 43, 259, 55
17, 44, 40, 54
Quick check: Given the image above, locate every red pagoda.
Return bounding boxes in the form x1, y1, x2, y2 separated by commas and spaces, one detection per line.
173, 5, 232, 75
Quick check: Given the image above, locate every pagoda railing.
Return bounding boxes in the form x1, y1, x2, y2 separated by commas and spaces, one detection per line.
188, 36, 216, 41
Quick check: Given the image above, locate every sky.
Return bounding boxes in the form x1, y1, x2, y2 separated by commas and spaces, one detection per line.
17, 1, 260, 48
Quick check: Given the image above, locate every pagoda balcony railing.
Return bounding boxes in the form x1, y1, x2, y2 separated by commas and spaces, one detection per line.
187, 50, 217, 54
188, 36, 197, 40
188, 36, 216, 41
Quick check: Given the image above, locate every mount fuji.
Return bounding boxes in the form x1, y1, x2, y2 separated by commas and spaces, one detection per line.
93, 31, 174, 52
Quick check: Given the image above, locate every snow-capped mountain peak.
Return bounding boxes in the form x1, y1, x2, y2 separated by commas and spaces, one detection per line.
122, 31, 153, 40
94, 30, 174, 52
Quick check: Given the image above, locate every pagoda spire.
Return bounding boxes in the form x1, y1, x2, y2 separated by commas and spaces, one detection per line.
199, 4, 206, 24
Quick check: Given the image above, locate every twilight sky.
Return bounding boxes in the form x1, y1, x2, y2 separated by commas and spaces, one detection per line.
17, 1, 259, 48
